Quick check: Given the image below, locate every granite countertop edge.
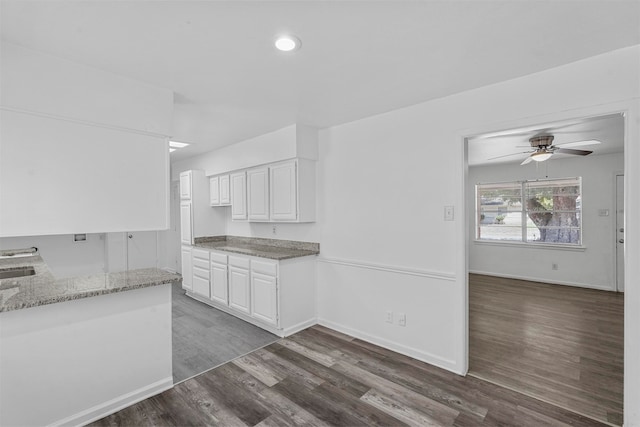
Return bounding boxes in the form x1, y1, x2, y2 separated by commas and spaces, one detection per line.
192, 236, 320, 260
0, 255, 182, 313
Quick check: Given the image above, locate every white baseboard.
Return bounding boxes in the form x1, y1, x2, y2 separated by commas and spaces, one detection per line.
52, 377, 173, 427
282, 317, 318, 337
317, 318, 461, 375
469, 269, 615, 292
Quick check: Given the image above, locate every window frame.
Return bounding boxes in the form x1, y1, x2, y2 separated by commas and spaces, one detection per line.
475, 177, 584, 248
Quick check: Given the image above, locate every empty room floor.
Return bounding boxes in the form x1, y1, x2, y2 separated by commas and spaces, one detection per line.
93, 324, 607, 426
172, 282, 279, 383
469, 274, 624, 425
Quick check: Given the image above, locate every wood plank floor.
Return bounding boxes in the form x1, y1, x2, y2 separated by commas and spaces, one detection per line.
93, 324, 608, 426
172, 282, 279, 383
469, 274, 624, 426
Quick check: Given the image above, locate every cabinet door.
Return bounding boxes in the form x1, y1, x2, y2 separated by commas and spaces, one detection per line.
270, 161, 297, 221
247, 167, 269, 221
228, 266, 250, 314
230, 172, 247, 220
210, 262, 228, 305
251, 272, 278, 326
209, 176, 220, 206
219, 174, 231, 205
180, 201, 192, 245
192, 268, 210, 298
179, 171, 192, 200
180, 246, 192, 291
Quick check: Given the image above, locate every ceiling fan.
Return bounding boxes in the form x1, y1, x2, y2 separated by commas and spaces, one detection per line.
489, 135, 600, 165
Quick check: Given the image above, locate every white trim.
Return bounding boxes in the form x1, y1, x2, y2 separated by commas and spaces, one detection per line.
469, 269, 616, 292
281, 317, 318, 337
317, 318, 461, 374
0, 105, 170, 139
50, 376, 173, 427
473, 240, 587, 252
317, 257, 456, 281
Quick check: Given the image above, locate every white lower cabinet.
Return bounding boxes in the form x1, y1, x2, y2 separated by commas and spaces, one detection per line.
210, 252, 228, 305
185, 249, 316, 337
181, 245, 192, 291
228, 256, 251, 314
192, 248, 210, 298
251, 272, 277, 326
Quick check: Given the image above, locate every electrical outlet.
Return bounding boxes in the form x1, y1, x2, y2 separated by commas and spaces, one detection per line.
386, 311, 393, 323
552, 263, 558, 270
398, 313, 406, 326
272, 225, 277, 235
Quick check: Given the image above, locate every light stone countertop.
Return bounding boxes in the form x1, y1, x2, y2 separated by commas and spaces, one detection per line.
0, 255, 181, 313
193, 236, 320, 260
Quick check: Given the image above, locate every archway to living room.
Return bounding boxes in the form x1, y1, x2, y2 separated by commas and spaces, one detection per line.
464, 112, 625, 425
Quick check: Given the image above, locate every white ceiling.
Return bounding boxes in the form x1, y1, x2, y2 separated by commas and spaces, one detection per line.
468, 113, 626, 166
1, 1, 639, 162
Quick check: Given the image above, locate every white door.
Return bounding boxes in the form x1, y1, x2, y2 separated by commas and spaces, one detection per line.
616, 174, 624, 292
210, 176, 220, 206
220, 174, 231, 205
248, 167, 269, 221
181, 246, 192, 291
180, 201, 192, 245
211, 262, 228, 305
251, 272, 278, 326
179, 171, 191, 200
270, 161, 297, 221
127, 231, 158, 270
228, 266, 250, 313
230, 172, 247, 220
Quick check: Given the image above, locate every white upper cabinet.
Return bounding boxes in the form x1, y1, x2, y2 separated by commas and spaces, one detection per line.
270, 161, 297, 221
210, 174, 231, 207
269, 159, 316, 222
180, 171, 192, 200
247, 167, 270, 221
219, 174, 231, 205
209, 176, 220, 206
231, 172, 247, 220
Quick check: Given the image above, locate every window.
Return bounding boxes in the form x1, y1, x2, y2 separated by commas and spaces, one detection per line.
476, 177, 582, 246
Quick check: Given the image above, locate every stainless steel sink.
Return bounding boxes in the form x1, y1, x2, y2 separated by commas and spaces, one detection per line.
0, 266, 36, 279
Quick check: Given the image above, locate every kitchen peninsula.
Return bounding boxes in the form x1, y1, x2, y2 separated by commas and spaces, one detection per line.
0, 251, 181, 426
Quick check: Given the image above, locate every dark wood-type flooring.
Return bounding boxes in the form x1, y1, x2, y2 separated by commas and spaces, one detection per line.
172, 282, 279, 383
469, 274, 624, 426
94, 324, 608, 426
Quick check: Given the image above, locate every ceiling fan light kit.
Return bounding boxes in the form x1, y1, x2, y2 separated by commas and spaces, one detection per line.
531, 150, 553, 162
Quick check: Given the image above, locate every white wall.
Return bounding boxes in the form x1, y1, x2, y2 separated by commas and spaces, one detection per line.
0, 42, 173, 236
0, 284, 173, 426
171, 124, 318, 180
314, 45, 639, 425
468, 152, 623, 290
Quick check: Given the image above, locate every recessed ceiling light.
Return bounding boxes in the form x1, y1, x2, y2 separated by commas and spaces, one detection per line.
275, 35, 301, 52
169, 140, 190, 149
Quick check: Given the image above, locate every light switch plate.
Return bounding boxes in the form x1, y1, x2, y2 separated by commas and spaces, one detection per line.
444, 206, 454, 221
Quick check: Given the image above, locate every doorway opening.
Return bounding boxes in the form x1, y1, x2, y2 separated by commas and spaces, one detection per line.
465, 112, 625, 425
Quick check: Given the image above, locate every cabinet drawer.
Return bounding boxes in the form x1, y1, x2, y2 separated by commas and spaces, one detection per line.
192, 248, 210, 261
251, 259, 277, 276
193, 257, 210, 270
193, 265, 210, 279
210, 252, 227, 264
229, 255, 250, 269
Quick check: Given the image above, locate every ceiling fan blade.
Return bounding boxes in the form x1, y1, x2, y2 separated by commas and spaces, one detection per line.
553, 139, 601, 148
521, 156, 534, 165
487, 151, 531, 161
553, 148, 593, 156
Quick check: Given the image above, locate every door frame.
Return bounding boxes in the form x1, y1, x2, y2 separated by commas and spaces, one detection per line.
457, 100, 635, 391
614, 172, 624, 292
